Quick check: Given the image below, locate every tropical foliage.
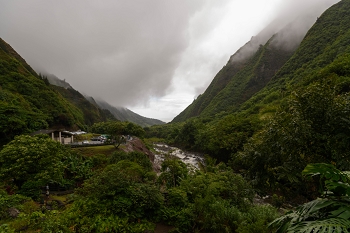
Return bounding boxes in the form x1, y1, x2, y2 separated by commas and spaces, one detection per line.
0, 139, 280, 232
0, 135, 93, 199
91, 120, 145, 148
234, 77, 350, 196
270, 163, 350, 232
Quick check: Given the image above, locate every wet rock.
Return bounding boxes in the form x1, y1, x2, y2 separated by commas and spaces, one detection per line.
8, 207, 20, 218
153, 143, 204, 170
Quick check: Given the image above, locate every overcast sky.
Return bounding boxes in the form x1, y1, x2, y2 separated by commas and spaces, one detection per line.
0, 0, 340, 122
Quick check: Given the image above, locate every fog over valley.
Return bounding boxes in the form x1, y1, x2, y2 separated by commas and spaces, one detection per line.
0, 0, 340, 122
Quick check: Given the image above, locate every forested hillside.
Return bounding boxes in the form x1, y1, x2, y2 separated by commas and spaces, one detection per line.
239, 0, 350, 113
50, 85, 116, 126
0, 36, 164, 147
173, 1, 350, 123
0, 38, 89, 145
172, 14, 311, 122
45, 73, 165, 127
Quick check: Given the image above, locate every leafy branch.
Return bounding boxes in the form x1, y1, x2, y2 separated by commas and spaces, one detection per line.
270, 163, 350, 233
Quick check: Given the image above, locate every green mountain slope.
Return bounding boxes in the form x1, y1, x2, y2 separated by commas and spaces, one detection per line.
50, 85, 116, 126
0, 38, 96, 145
42, 73, 116, 124
173, 28, 297, 122
239, 0, 350, 114
273, 0, 350, 85
44, 73, 165, 127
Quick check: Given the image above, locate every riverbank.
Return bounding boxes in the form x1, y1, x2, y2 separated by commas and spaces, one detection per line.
152, 143, 204, 172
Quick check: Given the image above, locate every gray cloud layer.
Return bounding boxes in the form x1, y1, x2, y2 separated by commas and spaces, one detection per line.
0, 0, 340, 119
0, 0, 230, 107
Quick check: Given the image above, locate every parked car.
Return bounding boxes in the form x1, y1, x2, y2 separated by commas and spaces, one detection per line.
82, 140, 90, 144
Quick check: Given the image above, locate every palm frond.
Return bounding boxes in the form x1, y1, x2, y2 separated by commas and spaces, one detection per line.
288, 218, 350, 233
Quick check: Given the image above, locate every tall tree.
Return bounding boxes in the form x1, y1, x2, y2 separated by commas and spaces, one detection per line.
238, 79, 350, 193
0, 135, 68, 188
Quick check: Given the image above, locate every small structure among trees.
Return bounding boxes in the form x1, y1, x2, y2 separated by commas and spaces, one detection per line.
31, 129, 74, 144
90, 121, 145, 148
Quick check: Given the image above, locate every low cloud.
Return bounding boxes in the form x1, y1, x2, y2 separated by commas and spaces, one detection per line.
0, 0, 341, 121
229, 0, 340, 63
0, 0, 231, 108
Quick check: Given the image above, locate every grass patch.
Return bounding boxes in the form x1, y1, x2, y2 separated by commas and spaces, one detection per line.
50, 195, 67, 203
73, 145, 116, 157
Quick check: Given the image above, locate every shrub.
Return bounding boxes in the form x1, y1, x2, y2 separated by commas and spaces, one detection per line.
0, 190, 29, 219
17, 180, 44, 200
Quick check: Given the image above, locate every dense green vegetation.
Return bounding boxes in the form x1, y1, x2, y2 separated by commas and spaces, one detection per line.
236, 74, 350, 194
51, 85, 116, 126
144, 1, 350, 230
0, 136, 280, 232
0, 135, 93, 199
147, 57, 350, 205
91, 120, 145, 148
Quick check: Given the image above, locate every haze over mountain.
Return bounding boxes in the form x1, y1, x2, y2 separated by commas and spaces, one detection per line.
0, 0, 340, 122
44, 73, 73, 89
0, 37, 165, 147
43, 73, 165, 127
0, 37, 109, 145
93, 99, 165, 127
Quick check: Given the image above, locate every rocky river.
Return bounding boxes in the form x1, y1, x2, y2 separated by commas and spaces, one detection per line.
152, 143, 204, 171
